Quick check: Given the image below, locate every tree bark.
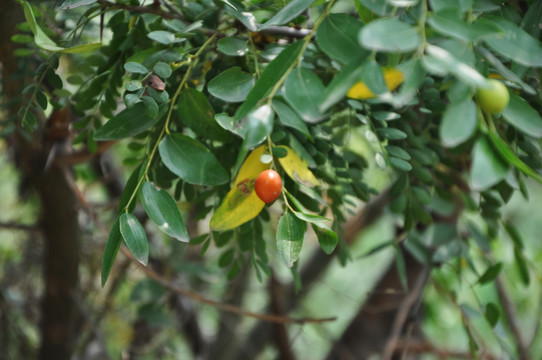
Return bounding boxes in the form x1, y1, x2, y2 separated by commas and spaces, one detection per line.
38, 165, 81, 360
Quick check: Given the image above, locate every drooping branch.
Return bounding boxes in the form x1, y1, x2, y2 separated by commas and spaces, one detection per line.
381, 265, 431, 360
120, 247, 337, 325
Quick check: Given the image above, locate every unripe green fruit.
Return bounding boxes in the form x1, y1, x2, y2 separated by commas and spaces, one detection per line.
476, 79, 509, 114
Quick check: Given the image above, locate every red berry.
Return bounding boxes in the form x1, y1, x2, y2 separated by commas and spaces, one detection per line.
254, 169, 282, 203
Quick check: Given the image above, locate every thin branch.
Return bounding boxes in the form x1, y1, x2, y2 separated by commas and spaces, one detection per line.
495, 277, 532, 360
234, 189, 392, 359
381, 266, 431, 360
54, 141, 115, 166
119, 247, 336, 325
97, 0, 185, 22
0, 222, 40, 232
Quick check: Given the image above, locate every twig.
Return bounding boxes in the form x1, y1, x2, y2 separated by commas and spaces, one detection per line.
97, 0, 184, 21
495, 277, 532, 360
381, 266, 431, 360
0, 222, 39, 232
119, 247, 336, 325
234, 189, 392, 359
55, 141, 115, 166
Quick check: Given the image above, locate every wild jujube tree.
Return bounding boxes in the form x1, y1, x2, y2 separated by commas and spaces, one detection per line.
9, 1, 542, 351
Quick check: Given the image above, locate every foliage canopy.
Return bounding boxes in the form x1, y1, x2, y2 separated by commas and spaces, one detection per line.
5, 0, 542, 357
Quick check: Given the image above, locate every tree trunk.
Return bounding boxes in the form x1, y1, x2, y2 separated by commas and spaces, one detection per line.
38, 165, 81, 360
0, 2, 81, 359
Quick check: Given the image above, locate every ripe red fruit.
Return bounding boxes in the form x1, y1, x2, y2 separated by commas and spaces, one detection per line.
255, 169, 282, 203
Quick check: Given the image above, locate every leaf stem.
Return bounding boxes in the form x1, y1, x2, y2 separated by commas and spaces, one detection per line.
123, 34, 217, 212
265, 0, 336, 102
416, 0, 428, 57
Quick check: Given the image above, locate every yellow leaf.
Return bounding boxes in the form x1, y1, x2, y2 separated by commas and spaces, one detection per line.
346, 68, 404, 100
277, 146, 319, 188
210, 145, 270, 231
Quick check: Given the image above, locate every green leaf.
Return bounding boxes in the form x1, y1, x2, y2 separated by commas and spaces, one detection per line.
424, 45, 490, 88
177, 88, 232, 141
59, 0, 98, 9
284, 67, 327, 123
223, 2, 258, 31
476, 46, 536, 95
36, 91, 48, 110
470, 136, 509, 191
258, 0, 315, 30
276, 211, 306, 268
373, 111, 400, 122
395, 245, 408, 290
501, 92, 542, 138
124, 62, 149, 74
393, 58, 426, 107
486, 131, 542, 184
272, 98, 311, 140
357, 0, 394, 16
292, 211, 330, 226
125, 80, 142, 91
158, 133, 230, 186
218, 105, 274, 149
11, 34, 33, 44
386, 145, 410, 160
477, 262, 503, 285
142, 96, 159, 117
514, 247, 530, 286
313, 226, 338, 255
389, 157, 412, 172
217, 37, 248, 56
440, 97, 477, 147
18, 0, 101, 53
428, 9, 501, 42
243, 105, 275, 149
483, 16, 542, 67
94, 102, 164, 140
153, 62, 172, 79
377, 128, 407, 140
119, 212, 149, 266
218, 249, 235, 268
207, 67, 255, 103
140, 182, 189, 242
361, 59, 388, 96
148, 30, 180, 45
503, 223, 524, 249
235, 40, 304, 120
315, 13, 366, 65
359, 18, 420, 53
319, 55, 365, 112
484, 302, 500, 328
101, 218, 122, 287
118, 163, 145, 213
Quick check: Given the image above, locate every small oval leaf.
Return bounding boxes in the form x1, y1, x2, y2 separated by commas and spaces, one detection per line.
276, 211, 306, 268
140, 182, 189, 242
208, 67, 255, 103
359, 18, 420, 53
159, 134, 229, 186
119, 213, 149, 266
